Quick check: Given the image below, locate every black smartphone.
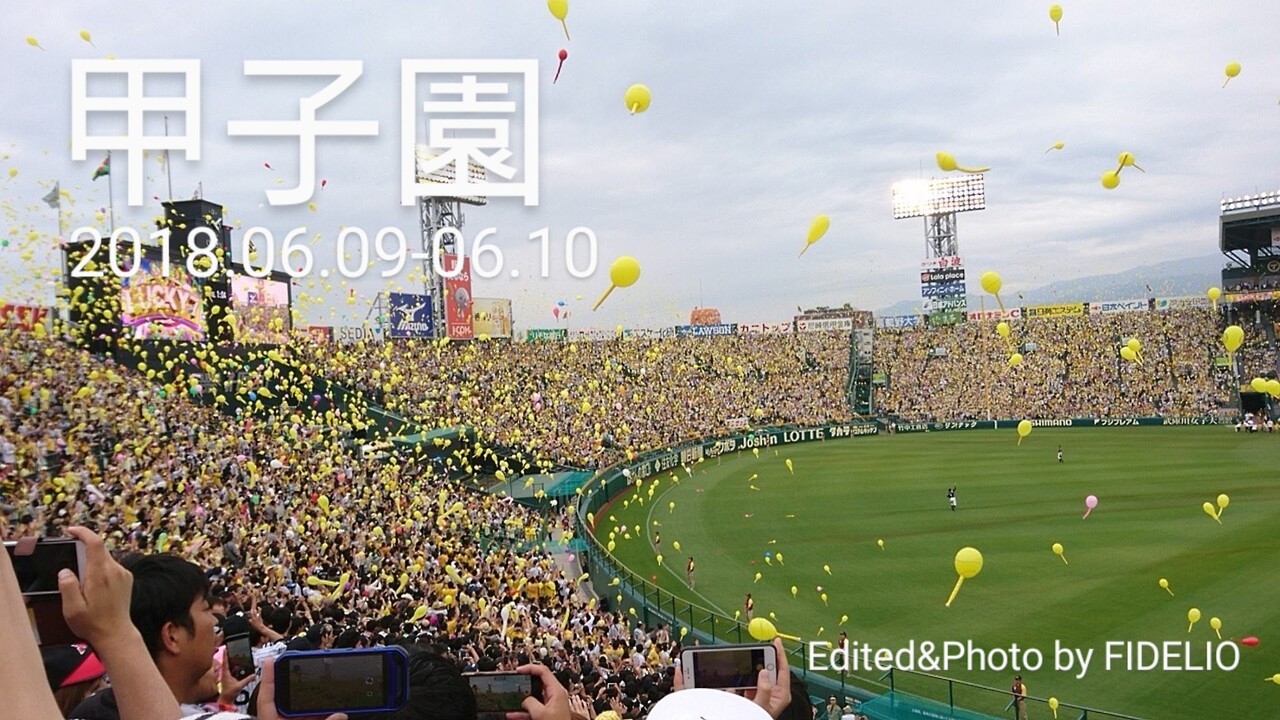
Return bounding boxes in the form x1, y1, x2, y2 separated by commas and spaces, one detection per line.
466, 671, 542, 714
274, 646, 409, 717
4, 538, 85, 646
222, 614, 255, 681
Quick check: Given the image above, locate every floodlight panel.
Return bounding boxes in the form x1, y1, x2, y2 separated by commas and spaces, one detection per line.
892, 175, 987, 219
1222, 190, 1280, 214
414, 144, 489, 206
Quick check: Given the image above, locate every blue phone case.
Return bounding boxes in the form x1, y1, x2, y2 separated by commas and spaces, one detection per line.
275, 646, 410, 717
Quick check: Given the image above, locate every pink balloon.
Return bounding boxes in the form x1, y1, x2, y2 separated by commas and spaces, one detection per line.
534, 402, 544, 412
1085, 495, 1098, 508
552, 307, 560, 319
532, 392, 542, 403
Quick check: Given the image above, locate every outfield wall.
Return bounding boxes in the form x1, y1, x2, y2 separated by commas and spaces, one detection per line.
887, 416, 1227, 433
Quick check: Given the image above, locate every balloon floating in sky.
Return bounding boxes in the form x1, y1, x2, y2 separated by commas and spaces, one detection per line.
554, 48, 568, 84
946, 547, 983, 607
25, 35, 44, 50
1223, 61, 1241, 87
1045, 141, 1065, 154
996, 321, 1011, 338
1187, 608, 1201, 633
547, 0, 570, 41
592, 256, 641, 310
798, 214, 830, 257
1052, 542, 1068, 564
1083, 494, 1098, 519
1048, 4, 1063, 34
1017, 419, 1032, 446
1159, 578, 1174, 596
79, 29, 94, 46
1207, 286, 1221, 310
980, 270, 1007, 312
1101, 169, 1120, 190
936, 151, 990, 174
1117, 151, 1145, 173
624, 84, 651, 115
748, 617, 801, 642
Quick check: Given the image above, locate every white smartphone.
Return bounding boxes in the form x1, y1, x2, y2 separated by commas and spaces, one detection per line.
680, 643, 776, 690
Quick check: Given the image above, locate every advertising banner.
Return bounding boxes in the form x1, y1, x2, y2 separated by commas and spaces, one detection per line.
1093, 299, 1147, 313
878, 315, 922, 328
472, 298, 513, 338
796, 317, 854, 332
920, 255, 963, 270
889, 416, 1226, 433
921, 268, 966, 283
388, 292, 434, 338
921, 282, 966, 297
1025, 302, 1085, 317
738, 322, 794, 334
1225, 289, 1280, 303
924, 297, 968, 311
303, 326, 332, 343
1154, 296, 1209, 310
122, 259, 207, 341
569, 328, 618, 341
230, 275, 290, 344
967, 308, 1022, 320
926, 310, 965, 326
675, 323, 736, 337
623, 327, 677, 339
526, 328, 567, 341
335, 325, 384, 344
0, 304, 50, 332
441, 253, 474, 340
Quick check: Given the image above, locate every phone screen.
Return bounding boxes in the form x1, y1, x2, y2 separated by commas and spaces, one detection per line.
225, 636, 255, 680
279, 652, 389, 714
4, 540, 81, 596
689, 647, 768, 689
467, 672, 537, 712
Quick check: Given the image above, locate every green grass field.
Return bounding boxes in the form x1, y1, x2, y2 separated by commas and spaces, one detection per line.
599, 427, 1280, 719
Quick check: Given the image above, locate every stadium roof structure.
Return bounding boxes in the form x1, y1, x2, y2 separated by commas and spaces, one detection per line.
1219, 200, 1280, 268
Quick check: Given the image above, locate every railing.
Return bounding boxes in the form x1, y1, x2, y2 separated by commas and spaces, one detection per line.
877, 669, 1147, 720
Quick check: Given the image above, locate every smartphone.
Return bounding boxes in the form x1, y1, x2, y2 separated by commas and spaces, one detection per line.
680, 643, 777, 690
4, 538, 85, 646
4, 538, 86, 596
274, 646, 409, 717
466, 671, 542, 714
222, 614, 255, 681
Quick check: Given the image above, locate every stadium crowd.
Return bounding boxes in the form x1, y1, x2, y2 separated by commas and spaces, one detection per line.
0, 304, 1250, 719
874, 309, 1235, 421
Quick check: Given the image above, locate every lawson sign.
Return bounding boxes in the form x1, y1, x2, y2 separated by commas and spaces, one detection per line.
675, 323, 737, 337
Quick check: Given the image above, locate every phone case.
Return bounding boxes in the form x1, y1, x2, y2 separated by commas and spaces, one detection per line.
275, 646, 410, 717
680, 642, 777, 690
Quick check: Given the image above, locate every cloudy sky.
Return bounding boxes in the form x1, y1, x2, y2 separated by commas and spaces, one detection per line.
2, 1, 1278, 333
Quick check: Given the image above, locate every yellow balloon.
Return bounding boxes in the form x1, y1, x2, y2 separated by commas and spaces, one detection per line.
748, 617, 800, 641
1048, 4, 1063, 34
672, 540, 681, 551
820, 592, 828, 606
946, 547, 983, 608
1126, 337, 1141, 353
1101, 170, 1120, 189
823, 564, 831, 574
1017, 420, 1032, 444
1117, 151, 1143, 172
1203, 502, 1221, 524
980, 271, 1002, 295
1045, 141, 1065, 154
79, 29, 93, 45
1269, 674, 1280, 684
547, 0, 570, 40
1008, 353, 1023, 367
592, 256, 642, 310
1251, 377, 1268, 393
877, 538, 884, 550
25, 35, 43, 50
790, 585, 798, 598
785, 458, 793, 474
1159, 578, 1173, 596
936, 151, 989, 174
1210, 616, 1223, 639
1207, 286, 1221, 301
1048, 697, 1059, 719
1187, 607, 1201, 633
996, 321, 1010, 338
1217, 493, 1229, 510
656, 554, 663, 566
1223, 325, 1244, 352
1223, 61, 1241, 87
1267, 379, 1280, 397
623, 84, 651, 114
1120, 346, 1137, 362
798, 214, 830, 256
754, 572, 762, 583
1052, 542, 1068, 564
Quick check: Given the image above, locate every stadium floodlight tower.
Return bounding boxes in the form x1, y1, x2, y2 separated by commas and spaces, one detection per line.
409, 145, 487, 338
891, 175, 987, 259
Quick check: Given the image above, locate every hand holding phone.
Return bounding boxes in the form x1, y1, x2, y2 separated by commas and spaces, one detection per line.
4, 536, 86, 645
466, 671, 543, 713
679, 643, 777, 691
273, 647, 409, 717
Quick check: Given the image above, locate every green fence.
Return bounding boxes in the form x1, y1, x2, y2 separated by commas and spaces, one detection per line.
887, 416, 1226, 433
867, 670, 1145, 720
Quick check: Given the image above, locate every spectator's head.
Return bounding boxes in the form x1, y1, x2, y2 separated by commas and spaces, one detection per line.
41, 643, 106, 717
372, 646, 476, 720
121, 553, 218, 702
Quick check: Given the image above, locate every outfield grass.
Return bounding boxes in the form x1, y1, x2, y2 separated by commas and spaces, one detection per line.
600, 427, 1280, 719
